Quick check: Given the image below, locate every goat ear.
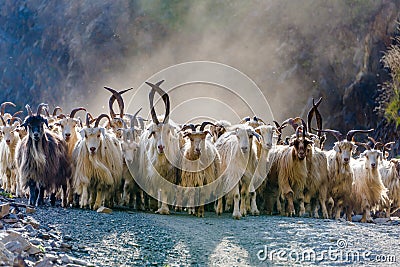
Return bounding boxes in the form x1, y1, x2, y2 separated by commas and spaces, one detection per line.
100, 128, 105, 136
384, 151, 389, 159
378, 151, 383, 161
148, 131, 154, 139
360, 151, 366, 158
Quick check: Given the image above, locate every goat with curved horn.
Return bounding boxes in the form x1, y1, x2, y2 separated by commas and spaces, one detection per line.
1, 102, 16, 116
36, 103, 49, 116
52, 107, 63, 117
312, 128, 344, 141
70, 107, 86, 119
346, 129, 374, 142
94, 114, 112, 128
307, 97, 322, 134
145, 80, 169, 124
200, 121, 215, 131
25, 105, 33, 117
12, 111, 23, 118
104, 87, 133, 119
181, 124, 196, 132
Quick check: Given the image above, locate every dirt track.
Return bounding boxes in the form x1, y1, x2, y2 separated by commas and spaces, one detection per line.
33, 206, 400, 266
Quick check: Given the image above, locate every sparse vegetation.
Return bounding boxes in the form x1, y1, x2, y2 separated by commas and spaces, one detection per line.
382, 31, 400, 126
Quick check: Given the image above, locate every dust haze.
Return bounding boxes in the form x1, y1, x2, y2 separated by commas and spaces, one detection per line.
79, 0, 380, 126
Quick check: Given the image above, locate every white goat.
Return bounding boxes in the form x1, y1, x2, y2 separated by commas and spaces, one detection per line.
316, 129, 374, 220
138, 81, 181, 215
73, 113, 123, 210
215, 124, 260, 219
380, 158, 400, 216
0, 117, 21, 196
351, 148, 388, 223
178, 122, 221, 217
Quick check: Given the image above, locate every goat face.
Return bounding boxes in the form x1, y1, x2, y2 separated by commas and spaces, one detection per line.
230, 126, 260, 154
334, 141, 357, 165
361, 149, 382, 170
186, 132, 208, 156
0, 123, 19, 145
148, 123, 174, 154
255, 125, 276, 150
23, 115, 48, 142
121, 141, 138, 163
291, 138, 313, 160
80, 128, 104, 155
57, 118, 79, 142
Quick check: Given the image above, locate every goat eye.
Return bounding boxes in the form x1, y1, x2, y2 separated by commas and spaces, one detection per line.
97, 134, 101, 138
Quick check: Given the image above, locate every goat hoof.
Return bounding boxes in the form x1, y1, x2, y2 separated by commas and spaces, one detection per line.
155, 208, 170, 215
251, 209, 260, 216
232, 211, 242, 220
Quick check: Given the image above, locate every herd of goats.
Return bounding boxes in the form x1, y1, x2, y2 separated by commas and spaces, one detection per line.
0, 80, 399, 223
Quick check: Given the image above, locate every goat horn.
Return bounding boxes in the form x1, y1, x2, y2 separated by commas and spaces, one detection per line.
57, 114, 66, 119
240, 116, 251, 123
148, 88, 160, 125
36, 103, 48, 116
145, 80, 169, 124
131, 108, 142, 129
181, 124, 196, 132
10, 117, 22, 125
52, 106, 62, 117
346, 129, 374, 142
312, 128, 344, 141
200, 121, 215, 131
0, 116, 6, 126
94, 114, 112, 128
85, 112, 93, 128
354, 141, 371, 150
1, 102, 16, 116
12, 111, 23, 118
367, 136, 377, 145
25, 104, 33, 116
104, 87, 132, 119
373, 142, 384, 150
70, 107, 86, 119
384, 141, 395, 150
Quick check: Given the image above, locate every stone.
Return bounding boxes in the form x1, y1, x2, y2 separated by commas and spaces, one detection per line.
38, 232, 50, 240
60, 255, 71, 264
0, 231, 31, 252
5, 241, 25, 254
28, 218, 40, 229
374, 217, 391, 224
44, 253, 58, 262
0, 221, 3, 229
26, 207, 36, 214
27, 245, 42, 255
0, 243, 13, 266
13, 255, 27, 267
24, 224, 35, 233
30, 239, 42, 246
72, 258, 89, 266
0, 203, 10, 219
351, 215, 362, 222
11, 222, 23, 228
3, 218, 18, 224
60, 242, 72, 249
96, 206, 112, 214
34, 258, 54, 267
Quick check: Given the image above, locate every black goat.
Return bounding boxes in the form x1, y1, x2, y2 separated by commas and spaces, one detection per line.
16, 103, 71, 206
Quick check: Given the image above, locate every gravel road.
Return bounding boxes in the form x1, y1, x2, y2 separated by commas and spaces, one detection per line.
32, 206, 400, 267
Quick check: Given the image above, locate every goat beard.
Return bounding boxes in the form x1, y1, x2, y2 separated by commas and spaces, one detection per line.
31, 139, 46, 166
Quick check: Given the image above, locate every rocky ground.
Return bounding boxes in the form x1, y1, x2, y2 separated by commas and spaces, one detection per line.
1, 196, 400, 267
